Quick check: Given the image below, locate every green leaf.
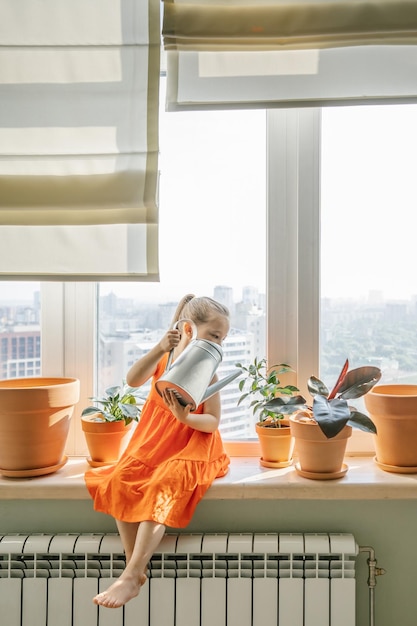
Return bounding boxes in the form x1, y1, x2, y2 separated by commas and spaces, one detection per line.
237, 392, 249, 406
105, 385, 121, 399
312, 395, 350, 438
347, 409, 377, 434
337, 366, 382, 400
81, 406, 104, 417
308, 376, 329, 398
279, 385, 299, 395
263, 395, 306, 414
119, 403, 140, 419
102, 411, 117, 422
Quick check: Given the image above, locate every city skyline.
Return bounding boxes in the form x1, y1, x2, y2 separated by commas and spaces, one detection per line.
3, 282, 417, 307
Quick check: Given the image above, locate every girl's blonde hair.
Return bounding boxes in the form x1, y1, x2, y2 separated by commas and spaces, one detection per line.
170, 294, 229, 328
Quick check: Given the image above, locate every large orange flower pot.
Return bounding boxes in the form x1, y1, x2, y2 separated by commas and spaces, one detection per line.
0, 376, 80, 477
364, 384, 417, 471
82, 415, 133, 466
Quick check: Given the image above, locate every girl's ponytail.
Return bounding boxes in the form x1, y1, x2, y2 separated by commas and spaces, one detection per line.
170, 294, 195, 328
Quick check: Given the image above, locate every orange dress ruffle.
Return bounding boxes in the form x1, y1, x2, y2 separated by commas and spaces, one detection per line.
84, 354, 230, 528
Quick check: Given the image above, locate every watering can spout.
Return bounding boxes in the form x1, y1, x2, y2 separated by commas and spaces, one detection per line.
202, 369, 243, 403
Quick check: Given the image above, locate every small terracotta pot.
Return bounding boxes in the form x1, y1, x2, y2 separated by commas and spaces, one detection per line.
0, 376, 80, 475
290, 414, 352, 475
82, 415, 133, 466
364, 384, 417, 469
256, 420, 294, 467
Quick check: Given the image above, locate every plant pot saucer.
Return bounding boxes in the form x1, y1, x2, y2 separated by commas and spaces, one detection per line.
0, 455, 68, 478
294, 462, 348, 480
87, 457, 117, 468
374, 456, 417, 474
260, 457, 293, 469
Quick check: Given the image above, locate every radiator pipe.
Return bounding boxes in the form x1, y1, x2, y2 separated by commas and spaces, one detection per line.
359, 545, 386, 626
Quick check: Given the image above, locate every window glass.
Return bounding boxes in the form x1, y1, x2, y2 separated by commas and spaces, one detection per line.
0, 282, 41, 379
321, 105, 417, 402
98, 79, 267, 440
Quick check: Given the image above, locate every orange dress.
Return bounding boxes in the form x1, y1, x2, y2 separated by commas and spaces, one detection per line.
84, 354, 230, 528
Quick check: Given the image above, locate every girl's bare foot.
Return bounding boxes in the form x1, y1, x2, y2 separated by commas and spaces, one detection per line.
93, 572, 147, 608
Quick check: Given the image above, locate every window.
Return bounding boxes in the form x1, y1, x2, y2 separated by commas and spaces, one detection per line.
320, 103, 417, 410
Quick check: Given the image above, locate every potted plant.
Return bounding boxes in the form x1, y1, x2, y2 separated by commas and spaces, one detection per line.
289, 359, 381, 479
237, 358, 306, 468
81, 383, 144, 467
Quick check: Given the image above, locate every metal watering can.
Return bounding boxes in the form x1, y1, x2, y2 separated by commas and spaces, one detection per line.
156, 320, 242, 412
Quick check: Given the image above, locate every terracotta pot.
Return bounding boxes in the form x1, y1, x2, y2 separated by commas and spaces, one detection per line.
364, 384, 417, 470
82, 415, 133, 466
0, 376, 80, 476
256, 419, 294, 468
290, 413, 352, 477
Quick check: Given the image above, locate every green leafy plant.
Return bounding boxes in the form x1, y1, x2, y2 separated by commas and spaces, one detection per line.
236, 357, 306, 427
81, 383, 145, 426
306, 359, 381, 438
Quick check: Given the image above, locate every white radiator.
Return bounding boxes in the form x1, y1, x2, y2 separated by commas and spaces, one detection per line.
0, 532, 358, 626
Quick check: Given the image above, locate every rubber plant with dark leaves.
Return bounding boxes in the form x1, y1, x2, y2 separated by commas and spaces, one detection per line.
262, 359, 381, 437
237, 358, 307, 428
304, 359, 382, 438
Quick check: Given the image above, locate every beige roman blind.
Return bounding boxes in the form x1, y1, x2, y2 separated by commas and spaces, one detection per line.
162, 0, 417, 110
0, 0, 160, 280
163, 0, 417, 51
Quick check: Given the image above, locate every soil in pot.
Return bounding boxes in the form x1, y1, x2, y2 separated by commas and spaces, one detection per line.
364, 384, 417, 471
290, 413, 351, 479
0, 376, 80, 477
256, 419, 294, 468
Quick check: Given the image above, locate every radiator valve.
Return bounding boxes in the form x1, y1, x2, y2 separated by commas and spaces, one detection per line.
359, 545, 386, 588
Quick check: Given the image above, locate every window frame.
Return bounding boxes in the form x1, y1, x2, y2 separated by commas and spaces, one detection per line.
41, 282, 96, 455
266, 108, 320, 399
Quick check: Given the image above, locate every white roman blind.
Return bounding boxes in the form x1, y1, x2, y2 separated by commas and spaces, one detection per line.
0, 0, 160, 280
162, 0, 417, 110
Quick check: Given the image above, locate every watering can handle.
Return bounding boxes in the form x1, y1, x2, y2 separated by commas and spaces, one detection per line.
165, 319, 197, 372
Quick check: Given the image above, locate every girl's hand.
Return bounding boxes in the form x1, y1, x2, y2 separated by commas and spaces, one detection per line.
158, 329, 181, 353
162, 388, 220, 433
162, 389, 192, 423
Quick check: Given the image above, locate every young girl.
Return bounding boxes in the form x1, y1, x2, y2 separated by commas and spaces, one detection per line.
84, 294, 231, 609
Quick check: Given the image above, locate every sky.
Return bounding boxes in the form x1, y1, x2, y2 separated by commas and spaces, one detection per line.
320, 104, 417, 302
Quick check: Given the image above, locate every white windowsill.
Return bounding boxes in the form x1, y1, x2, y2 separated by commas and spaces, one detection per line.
0, 456, 416, 500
